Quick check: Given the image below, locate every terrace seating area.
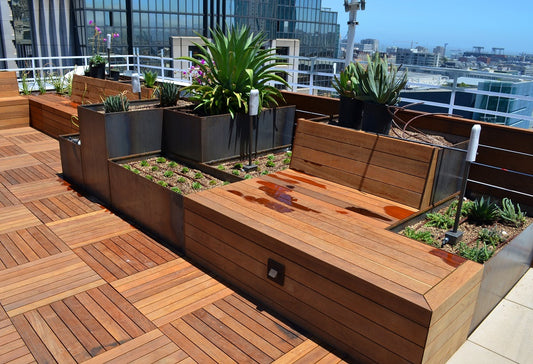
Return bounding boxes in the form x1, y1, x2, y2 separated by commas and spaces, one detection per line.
0, 126, 348, 363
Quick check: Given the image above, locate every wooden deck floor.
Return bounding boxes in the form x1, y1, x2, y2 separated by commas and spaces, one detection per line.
0, 126, 347, 363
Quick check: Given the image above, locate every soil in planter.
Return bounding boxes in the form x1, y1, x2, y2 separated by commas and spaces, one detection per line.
95, 99, 192, 113
400, 198, 532, 263
211, 149, 293, 179
122, 156, 228, 195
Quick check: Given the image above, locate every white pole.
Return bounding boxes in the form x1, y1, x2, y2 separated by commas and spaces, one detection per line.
344, 1, 365, 66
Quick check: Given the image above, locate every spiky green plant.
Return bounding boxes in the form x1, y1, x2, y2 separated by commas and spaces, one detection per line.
355, 53, 408, 105
178, 25, 289, 118
103, 93, 129, 113
498, 198, 526, 227
143, 70, 158, 88
468, 197, 499, 225
332, 61, 364, 98
157, 82, 179, 107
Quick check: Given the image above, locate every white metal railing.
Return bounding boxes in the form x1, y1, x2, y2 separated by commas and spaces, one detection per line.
2, 53, 532, 127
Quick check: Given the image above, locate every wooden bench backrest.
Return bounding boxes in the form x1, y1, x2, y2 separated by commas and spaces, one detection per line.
70, 75, 153, 104
0, 71, 21, 98
291, 119, 439, 209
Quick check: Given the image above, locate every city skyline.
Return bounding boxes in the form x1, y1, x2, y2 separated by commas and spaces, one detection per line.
323, 0, 532, 55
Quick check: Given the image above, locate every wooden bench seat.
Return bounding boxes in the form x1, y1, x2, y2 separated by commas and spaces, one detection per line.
29, 74, 154, 138
0, 71, 29, 129
183, 120, 483, 363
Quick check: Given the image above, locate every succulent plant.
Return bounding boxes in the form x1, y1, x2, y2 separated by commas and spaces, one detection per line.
332, 62, 364, 98
143, 70, 158, 88
468, 197, 499, 225
104, 92, 129, 113
157, 82, 180, 107
498, 198, 526, 227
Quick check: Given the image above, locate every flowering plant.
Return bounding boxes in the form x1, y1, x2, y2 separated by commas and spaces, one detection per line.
182, 59, 211, 85
88, 20, 119, 65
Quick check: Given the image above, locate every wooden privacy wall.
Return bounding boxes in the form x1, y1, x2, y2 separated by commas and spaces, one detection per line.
291, 119, 439, 209
0, 71, 29, 129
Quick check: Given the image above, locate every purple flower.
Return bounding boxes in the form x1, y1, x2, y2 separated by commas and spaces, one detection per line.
95, 26, 100, 32
200, 59, 205, 65
103, 38, 107, 42
89, 20, 93, 25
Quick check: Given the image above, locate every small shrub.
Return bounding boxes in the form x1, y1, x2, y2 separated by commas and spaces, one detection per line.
267, 154, 275, 161
151, 166, 159, 171
156, 157, 166, 163
157, 180, 168, 187
447, 198, 474, 217
132, 168, 140, 174
266, 160, 275, 168
140, 160, 149, 167
145, 175, 153, 181
458, 241, 496, 263
403, 227, 436, 246
104, 92, 129, 113
282, 158, 291, 165
194, 172, 203, 179
425, 212, 453, 229
168, 161, 178, 168
234, 163, 243, 169
217, 164, 225, 170
177, 177, 186, 183
20, 71, 31, 95
261, 170, 269, 175
157, 82, 180, 107
164, 170, 174, 178
223, 181, 230, 185
286, 151, 292, 157
209, 180, 217, 185
123, 165, 131, 171
171, 187, 182, 194
244, 174, 252, 179
192, 182, 202, 190
181, 167, 189, 173
232, 170, 240, 176
468, 197, 499, 225
143, 70, 158, 88
498, 198, 526, 227
478, 228, 504, 245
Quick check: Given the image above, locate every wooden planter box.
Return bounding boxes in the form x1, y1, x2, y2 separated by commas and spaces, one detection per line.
162, 105, 296, 163
58, 133, 84, 187
78, 99, 164, 204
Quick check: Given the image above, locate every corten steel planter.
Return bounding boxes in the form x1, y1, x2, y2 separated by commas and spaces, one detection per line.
162, 105, 296, 163
108, 151, 233, 250
58, 133, 84, 187
78, 99, 164, 204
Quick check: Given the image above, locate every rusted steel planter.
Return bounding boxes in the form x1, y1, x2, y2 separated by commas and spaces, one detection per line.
78, 99, 163, 204
162, 105, 296, 163
58, 133, 84, 187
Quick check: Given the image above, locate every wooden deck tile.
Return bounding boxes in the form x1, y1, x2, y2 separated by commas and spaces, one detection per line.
11, 284, 156, 363
0, 305, 36, 364
6, 131, 53, 145
17, 139, 58, 154
83, 329, 187, 363
74, 231, 179, 282
0, 144, 26, 158
0, 154, 40, 173
0, 127, 36, 137
0, 205, 41, 234
46, 209, 136, 249
25, 190, 103, 223
0, 185, 19, 208
0, 225, 69, 270
0, 250, 105, 317
9, 177, 72, 203
0, 164, 58, 186
112, 258, 233, 327
31, 149, 62, 173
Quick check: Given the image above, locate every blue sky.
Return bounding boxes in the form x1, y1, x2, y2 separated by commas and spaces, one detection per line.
321, 0, 532, 55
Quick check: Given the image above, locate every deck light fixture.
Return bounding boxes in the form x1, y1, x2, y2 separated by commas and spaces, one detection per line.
131, 73, 141, 99
444, 124, 481, 246
244, 89, 259, 172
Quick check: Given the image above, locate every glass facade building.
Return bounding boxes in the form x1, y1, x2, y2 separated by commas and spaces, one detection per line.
3, 0, 339, 60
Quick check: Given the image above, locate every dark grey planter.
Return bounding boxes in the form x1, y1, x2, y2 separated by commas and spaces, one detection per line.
78, 99, 164, 204
362, 102, 393, 134
108, 152, 184, 250
162, 105, 296, 163
338, 96, 363, 130
59, 133, 84, 187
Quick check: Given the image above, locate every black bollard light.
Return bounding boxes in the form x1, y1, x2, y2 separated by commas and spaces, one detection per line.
444, 124, 481, 246
243, 89, 259, 172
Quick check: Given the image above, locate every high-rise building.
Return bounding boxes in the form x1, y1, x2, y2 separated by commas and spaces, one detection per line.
1, 0, 339, 66
360, 38, 378, 53
395, 48, 440, 67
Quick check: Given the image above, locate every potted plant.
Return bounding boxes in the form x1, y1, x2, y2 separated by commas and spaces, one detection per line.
143, 70, 158, 88
356, 53, 408, 134
86, 20, 120, 79
332, 62, 364, 129
163, 25, 296, 163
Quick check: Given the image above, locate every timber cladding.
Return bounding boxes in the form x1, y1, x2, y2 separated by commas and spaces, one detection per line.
183, 120, 483, 363
0, 71, 29, 129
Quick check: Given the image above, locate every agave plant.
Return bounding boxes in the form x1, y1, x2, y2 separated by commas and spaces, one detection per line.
332, 62, 364, 98
468, 196, 499, 225
356, 53, 408, 105
178, 25, 289, 118
103, 92, 129, 113
143, 70, 158, 88
157, 82, 180, 107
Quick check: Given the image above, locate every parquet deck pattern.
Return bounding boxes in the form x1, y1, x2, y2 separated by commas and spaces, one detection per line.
0, 126, 347, 363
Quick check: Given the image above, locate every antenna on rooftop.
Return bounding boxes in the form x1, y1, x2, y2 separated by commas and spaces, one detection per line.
344, 0, 366, 66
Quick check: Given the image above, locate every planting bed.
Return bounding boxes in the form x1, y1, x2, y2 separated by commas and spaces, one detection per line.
210, 149, 293, 179
122, 156, 228, 195
399, 198, 532, 263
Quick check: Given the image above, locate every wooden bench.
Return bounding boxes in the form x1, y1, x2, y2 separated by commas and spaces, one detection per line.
0, 71, 29, 129
183, 119, 483, 363
29, 75, 154, 138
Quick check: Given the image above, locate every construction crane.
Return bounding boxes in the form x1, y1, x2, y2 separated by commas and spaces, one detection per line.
344, 0, 365, 66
